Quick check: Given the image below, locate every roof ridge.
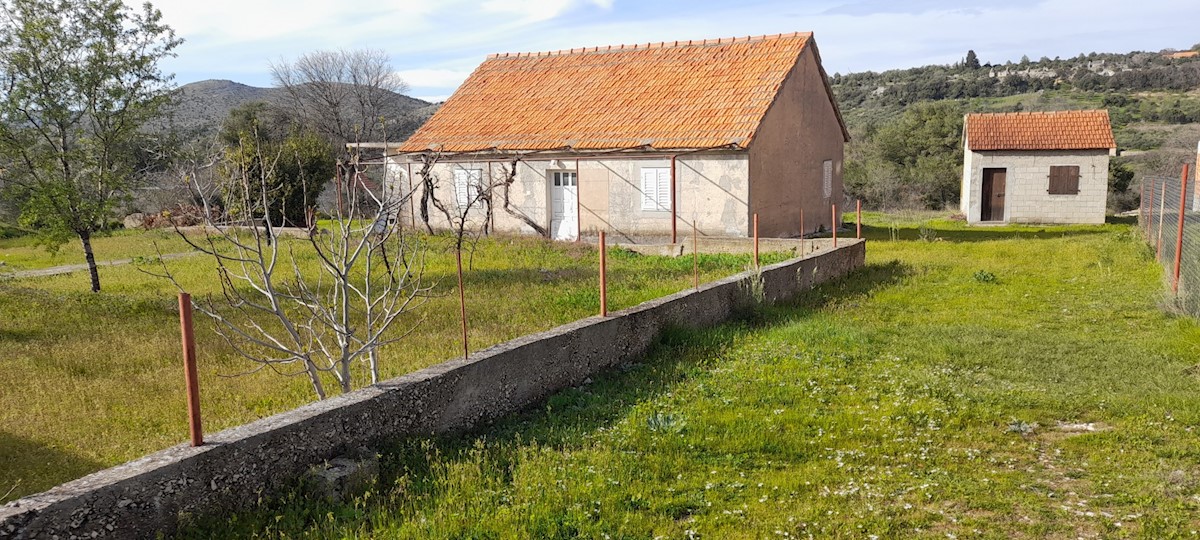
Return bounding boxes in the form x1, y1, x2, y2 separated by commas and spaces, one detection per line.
967, 109, 1108, 118
486, 32, 813, 59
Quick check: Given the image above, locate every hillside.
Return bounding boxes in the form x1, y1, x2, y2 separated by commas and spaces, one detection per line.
162, 79, 437, 140
832, 47, 1200, 210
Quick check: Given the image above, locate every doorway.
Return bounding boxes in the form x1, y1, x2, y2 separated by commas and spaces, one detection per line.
550, 171, 578, 241
981, 168, 1006, 222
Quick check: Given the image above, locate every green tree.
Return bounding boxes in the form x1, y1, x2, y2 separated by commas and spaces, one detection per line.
0, 0, 180, 292
873, 101, 965, 208
965, 50, 981, 70
1109, 159, 1135, 193
218, 103, 333, 226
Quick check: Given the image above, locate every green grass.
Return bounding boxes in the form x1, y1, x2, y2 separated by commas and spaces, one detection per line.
0, 230, 792, 503
180, 215, 1200, 539
0, 227, 196, 271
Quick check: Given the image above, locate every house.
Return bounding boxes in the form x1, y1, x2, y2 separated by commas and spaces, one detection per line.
1165, 51, 1200, 60
960, 110, 1116, 225
379, 32, 849, 242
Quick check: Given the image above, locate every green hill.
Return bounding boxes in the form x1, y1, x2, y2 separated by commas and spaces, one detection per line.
833, 46, 1200, 211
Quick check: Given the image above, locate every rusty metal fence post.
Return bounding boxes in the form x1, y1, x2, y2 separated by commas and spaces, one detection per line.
178, 293, 203, 447
599, 231, 608, 317
1174, 164, 1190, 295
692, 219, 699, 291
753, 213, 760, 268
856, 199, 862, 239
455, 249, 469, 360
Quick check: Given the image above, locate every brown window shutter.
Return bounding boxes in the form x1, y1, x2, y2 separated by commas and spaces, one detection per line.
1049, 166, 1080, 195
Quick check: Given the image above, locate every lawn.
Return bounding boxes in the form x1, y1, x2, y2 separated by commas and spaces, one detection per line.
0, 227, 196, 272
182, 214, 1200, 539
0, 230, 791, 503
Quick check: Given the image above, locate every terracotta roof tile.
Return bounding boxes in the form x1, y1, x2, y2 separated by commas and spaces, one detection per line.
965, 110, 1115, 151
399, 32, 831, 153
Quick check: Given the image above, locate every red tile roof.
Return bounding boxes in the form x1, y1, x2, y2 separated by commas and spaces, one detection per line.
398, 32, 847, 153
965, 110, 1115, 151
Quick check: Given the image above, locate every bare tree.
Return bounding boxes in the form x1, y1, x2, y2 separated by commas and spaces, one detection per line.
270, 49, 409, 145
411, 153, 548, 238
150, 135, 431, 399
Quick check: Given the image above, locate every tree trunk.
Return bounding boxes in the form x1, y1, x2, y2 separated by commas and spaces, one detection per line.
79, 231, 101, 293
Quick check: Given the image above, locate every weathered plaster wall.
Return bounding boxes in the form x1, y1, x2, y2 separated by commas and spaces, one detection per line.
581, 154, 749, 242
963, 149, 1110, 224
749, 45, 846, 237
386, 158, 550, 235
0, 241, 866, 539
391, 154, 750, 242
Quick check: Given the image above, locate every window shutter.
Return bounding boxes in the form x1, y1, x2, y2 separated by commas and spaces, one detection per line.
469, 169, 481, 203
822, 160, 833, 199
454, 170, 469, 207
641, 169, 657, 210
1049, 166, 1080, 195
657, 168, 671, 211
454, 169, 483, 207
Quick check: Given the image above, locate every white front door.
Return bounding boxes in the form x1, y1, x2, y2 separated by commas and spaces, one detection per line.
550, 171, 578, 241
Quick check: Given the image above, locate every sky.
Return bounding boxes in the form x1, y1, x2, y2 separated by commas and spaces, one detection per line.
137, 0, 1200, 103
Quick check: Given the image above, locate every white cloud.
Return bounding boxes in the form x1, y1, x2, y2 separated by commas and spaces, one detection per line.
480, 0, 612, 22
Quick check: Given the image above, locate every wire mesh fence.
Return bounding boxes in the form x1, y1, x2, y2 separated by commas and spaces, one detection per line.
1139, 167, 1200, 315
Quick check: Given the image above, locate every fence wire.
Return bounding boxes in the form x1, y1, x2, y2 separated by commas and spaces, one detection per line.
1139, 172, 1200, 315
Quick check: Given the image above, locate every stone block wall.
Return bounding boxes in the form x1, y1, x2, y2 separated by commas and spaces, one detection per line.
963, 149, 1110, 224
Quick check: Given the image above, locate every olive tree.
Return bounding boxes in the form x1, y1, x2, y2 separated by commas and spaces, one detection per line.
0, 0, 180, 292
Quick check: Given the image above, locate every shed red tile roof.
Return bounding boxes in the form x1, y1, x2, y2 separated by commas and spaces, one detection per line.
965, 110, 1115, 151
398, 32, 847, 153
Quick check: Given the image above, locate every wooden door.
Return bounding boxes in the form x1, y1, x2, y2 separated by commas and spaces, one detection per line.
981, 168, 1006, 222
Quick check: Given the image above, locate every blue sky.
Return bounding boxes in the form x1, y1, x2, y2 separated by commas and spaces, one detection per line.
139, 0, 1200, 103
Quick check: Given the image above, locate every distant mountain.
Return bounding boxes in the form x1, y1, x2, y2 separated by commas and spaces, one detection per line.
162, 79, 438, 140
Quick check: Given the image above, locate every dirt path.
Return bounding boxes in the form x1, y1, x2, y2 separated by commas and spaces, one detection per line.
1, 251, 200, 278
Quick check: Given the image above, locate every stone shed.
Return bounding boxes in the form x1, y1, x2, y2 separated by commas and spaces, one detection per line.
367, 32, 849, 243
961, 110, 1116, 224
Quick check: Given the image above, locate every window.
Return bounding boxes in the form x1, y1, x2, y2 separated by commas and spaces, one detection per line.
640, 167, 671, 211
822, 160, 833, 199
1048, 165, 1080, 195
454, 168, 482, 207
552, 171, 577, 187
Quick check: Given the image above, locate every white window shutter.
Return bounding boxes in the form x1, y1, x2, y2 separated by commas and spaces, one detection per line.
469, 169, 481, 203
455, 169, 483, 207
657, 168, 671, 211
641, 169, 657, 210
822, 160, 833, 200
454, 170, 468, 207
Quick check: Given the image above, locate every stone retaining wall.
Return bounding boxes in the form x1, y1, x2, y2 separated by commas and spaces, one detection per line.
0, 240, 866, 539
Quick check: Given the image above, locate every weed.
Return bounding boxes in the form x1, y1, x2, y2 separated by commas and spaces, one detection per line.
973, 269, 998, 283
1006, 419, 1038, 436
644, 411, 687, 434
917, 221, 939, 242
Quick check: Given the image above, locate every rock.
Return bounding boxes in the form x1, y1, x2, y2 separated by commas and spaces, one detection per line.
304, 450, 379, 503
122, 213, 145, 230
